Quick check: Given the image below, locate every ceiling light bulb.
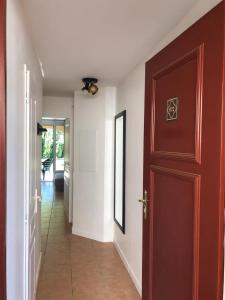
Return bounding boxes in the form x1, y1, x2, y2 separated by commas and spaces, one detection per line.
88, 84, 98, 95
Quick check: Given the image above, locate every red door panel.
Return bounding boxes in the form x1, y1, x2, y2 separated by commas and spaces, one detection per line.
150, 166, 200, 300
143, 3, 225, 300
152, 46, 203, 163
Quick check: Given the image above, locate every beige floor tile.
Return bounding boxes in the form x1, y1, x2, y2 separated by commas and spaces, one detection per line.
43, 255, 70, 266
47, 235, 70, 244
49, 223, 68, 230
72, 289, 105, 300
41, 223, 50, 230
46, 243, 70, 253
41, 263, 71, 274
38, 288, 73, 299
39, 269, 71, 281
38, 295, 72, 300
48, 228, 69, 235
38, 182, 141, 300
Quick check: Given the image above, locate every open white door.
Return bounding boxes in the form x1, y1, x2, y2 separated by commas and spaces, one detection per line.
24, 65, 40, 300
64, 118, 73, 223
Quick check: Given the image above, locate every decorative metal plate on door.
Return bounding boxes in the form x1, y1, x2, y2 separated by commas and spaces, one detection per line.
166, 97, 179, 121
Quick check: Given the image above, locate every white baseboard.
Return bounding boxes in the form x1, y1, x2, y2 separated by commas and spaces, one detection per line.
72, 227, 104, 243
114, 241, 142, 296
36, 252, 42, 289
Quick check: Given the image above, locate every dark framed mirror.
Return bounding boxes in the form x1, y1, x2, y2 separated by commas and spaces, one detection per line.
114, 110, 126, 234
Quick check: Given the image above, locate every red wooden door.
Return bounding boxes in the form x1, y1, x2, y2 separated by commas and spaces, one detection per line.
0, 0, 6, 299
143, 2, 225, 300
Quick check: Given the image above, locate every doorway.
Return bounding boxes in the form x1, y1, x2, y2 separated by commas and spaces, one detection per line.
40, 118, 66, 276
41, 119, 65, 184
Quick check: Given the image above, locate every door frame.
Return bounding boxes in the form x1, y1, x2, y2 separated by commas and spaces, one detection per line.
42, 118, 65, 181
0, 0, 6, 298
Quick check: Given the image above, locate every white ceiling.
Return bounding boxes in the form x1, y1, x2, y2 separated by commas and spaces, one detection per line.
22, 0, 197, 96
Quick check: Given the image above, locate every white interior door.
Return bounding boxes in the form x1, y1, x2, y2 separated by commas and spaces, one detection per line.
64, 118, 73, 223
24, 65, 39, 300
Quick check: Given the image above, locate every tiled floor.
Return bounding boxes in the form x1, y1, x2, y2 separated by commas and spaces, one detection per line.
38, 182, 141, 300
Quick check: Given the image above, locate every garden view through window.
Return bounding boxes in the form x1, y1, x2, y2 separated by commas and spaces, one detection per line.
41, 120, 65, 181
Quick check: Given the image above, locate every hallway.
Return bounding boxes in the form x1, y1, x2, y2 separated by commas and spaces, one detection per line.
38, 182, 141, 300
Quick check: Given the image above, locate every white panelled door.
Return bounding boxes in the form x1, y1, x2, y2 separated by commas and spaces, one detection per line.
24, 65, 40, 300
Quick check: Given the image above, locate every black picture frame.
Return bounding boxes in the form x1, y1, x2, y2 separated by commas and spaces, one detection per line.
114, 110, 126, 234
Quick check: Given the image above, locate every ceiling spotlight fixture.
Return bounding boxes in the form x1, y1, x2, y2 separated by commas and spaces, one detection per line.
82, 78, 99, 96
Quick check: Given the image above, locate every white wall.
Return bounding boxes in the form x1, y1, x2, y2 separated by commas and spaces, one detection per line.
42, 96, 74, 165
73, 87, 116, 242
103, 88, 116, 241
114, 64, 145, 295
43, 96, 74, 120
7, 0, 43, 299
114, 0, 222, 296
42, 97, 74, 163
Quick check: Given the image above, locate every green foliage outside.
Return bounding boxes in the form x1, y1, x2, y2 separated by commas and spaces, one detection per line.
56, 143, 64, 158
42, 131, 53, 159
56, 128, 64, 158
42, 129, 64, 160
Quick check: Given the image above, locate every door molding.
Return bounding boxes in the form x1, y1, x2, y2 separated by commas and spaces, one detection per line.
149, 165, 201, 300
150, 45, 204, 164
42, 118, 65, 178
0, 0, 6, 299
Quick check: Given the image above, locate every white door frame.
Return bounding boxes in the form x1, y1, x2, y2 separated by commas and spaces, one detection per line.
24, 64, 30, 300
24, 64, 40, 300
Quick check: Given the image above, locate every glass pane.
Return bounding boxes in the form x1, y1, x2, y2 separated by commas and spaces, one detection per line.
41, 125, 54, 181
56, 125, 65, 171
